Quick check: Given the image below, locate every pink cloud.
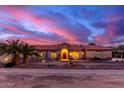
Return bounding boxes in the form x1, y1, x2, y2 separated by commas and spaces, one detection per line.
94, 34, 113, 45
2, 6, 52, 26
0, 6, 89, 45
0, 23, 29, 35
21, 36, 57, 45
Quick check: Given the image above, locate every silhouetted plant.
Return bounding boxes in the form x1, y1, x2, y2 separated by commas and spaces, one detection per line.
0, 39, 24, 64
21, 43, 40, 64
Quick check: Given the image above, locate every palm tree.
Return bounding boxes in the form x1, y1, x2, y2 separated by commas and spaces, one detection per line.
0, 39, 24, 64
22, 43, 39, 64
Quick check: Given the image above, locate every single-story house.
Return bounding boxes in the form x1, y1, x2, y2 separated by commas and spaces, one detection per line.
34, 43, 112, 61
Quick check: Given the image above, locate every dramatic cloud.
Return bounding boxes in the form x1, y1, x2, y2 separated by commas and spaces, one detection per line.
0, 5, 124, 46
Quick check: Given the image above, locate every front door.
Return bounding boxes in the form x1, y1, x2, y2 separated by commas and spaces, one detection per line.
62, 52, 67, 59
61, 48, 69, 61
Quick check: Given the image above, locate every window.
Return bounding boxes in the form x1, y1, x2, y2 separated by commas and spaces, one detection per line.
73, 52, 78, 59
69, 52, 73, 56
51, 52, 57, 59
69, 52, 78, 60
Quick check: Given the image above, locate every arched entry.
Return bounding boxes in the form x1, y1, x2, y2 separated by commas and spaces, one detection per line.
61, 48, 69, 61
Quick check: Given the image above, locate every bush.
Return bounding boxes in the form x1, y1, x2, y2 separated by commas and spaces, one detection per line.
94, 57, 101, 60
4, 62, 15, 68
48, 63, 55, 68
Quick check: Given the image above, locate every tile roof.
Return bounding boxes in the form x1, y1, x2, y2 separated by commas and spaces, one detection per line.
83, 45, 112, 51
68, 45, 84, 50
34, 43, 112, 51
34, 45, 59, 51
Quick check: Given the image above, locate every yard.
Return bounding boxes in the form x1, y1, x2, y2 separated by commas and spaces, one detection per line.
0, 69, 124, 88
1, 61, 124, 88
6, 60, 124, 70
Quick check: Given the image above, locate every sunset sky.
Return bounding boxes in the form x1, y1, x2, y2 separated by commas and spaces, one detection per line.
0, 5, 124, 46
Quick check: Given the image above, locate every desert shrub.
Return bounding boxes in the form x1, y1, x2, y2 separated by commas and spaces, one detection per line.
4, 62, 15, 68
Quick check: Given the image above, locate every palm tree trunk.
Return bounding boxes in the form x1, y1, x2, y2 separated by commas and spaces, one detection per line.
15, 55, 19, 64
23, 55, 29, 64
12, 55, 20, 64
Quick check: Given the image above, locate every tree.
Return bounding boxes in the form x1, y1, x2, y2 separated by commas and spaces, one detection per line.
117, 45, 124, 58
0, 39, 24, 64
118, 45, 124, 51
22, 43, 40, 64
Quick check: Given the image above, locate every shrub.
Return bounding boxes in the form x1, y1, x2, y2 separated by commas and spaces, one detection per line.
4, 62, 16, 68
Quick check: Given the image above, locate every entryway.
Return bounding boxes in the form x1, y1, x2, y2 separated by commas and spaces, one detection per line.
61, 48, 69, 61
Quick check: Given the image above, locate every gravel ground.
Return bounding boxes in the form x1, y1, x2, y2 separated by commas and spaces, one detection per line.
11, 62, 124, 70
0, 69, 124, 88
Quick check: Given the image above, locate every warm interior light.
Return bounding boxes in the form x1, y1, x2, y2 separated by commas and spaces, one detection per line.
61, 48, 68, 60
51, 52, 57, 59
70, 52, 78, 59
70, 53, 73, 55
72, 52, 78, 59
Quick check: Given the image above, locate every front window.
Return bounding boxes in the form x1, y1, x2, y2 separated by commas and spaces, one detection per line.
69, 52, 78, 60
51, 52, 57, 59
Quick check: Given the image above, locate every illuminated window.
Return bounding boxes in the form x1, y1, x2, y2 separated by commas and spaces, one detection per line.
70, 52, 73, 56
51, 52, 57, 59
70, 52, 78, 60
73, 52, 78, 59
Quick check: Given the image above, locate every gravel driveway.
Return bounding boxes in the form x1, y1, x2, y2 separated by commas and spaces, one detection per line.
0, 69, 124, 88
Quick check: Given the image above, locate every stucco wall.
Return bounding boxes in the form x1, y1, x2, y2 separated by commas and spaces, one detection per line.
102, 51, 112, 59
86, 51, 112, 59
86, 51, 96, 59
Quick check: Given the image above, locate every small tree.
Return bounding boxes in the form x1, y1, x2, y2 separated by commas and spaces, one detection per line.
22, 43, 40, 64
117, 45, 124, 58
118, 45, 124, 50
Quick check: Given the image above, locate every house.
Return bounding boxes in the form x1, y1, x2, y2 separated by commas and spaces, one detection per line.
84, 45, 112, 60
34, 43, 112, 61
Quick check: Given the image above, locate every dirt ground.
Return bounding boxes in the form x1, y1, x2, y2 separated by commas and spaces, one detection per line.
1, 69, 124, 88
9, 61, 124, 70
